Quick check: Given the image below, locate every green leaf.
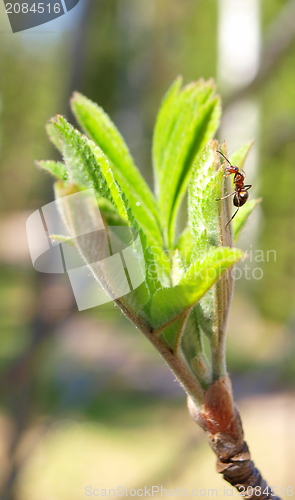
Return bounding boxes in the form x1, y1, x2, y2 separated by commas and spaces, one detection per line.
96, 198, 129, 227
189, 353, 212, 387
150, 246, 243, 329
170, 249, 186, 286
233, 198, 261, 243
139, 233, 165, 296
152, 78, 221, 246
46, 115, 129, 222
175, 226, 193, 267
101, 210, 129, 227
195, 288, 215, 339
168, 99, 221, 242
71, 92, 162, 245
181, 307, 212, 387
123, 283, 151, 313
188, 143, 223, 259
180, 312, 204, 365
152, 77, 183, 192
185, 142, 256, 359
159, 315, 188, 352
192, 145, 234, 353
46, 121, 163, 286
37, 160, 68, 181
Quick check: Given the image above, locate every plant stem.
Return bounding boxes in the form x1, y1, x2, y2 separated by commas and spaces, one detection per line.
187, 382, 282, 500
116, 300, 205, 405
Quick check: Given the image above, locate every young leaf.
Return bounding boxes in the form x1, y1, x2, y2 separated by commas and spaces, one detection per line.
123, 283, 150, 313
152, 79, 221, 246
168, 98, 221, 245
188, 143, 223, 259
195, 142, 257, 377
46, 116, 129, 222
181, 309, 210, 380
139, 234, 165, 296
87, 140, 163, 248
71, 92, 162, 241
176, 226, 193, 267
151, 246, 243, 329
181, 312, 212, 388
152, 76, 183, 191
37, 160, 68, 181
158, 315, 189, 352
47, 119, 163, 270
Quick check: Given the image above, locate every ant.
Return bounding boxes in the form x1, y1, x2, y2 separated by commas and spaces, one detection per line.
216, 150, 252, 227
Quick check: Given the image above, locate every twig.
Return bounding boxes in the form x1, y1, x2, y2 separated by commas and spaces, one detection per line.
187, 383, 282, 500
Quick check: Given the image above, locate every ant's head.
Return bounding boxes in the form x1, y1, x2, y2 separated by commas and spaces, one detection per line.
225, 165, 239, 175
217, 150, 240, 175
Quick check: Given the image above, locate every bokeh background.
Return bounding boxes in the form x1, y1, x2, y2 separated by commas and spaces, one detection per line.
0, 1, 295, 499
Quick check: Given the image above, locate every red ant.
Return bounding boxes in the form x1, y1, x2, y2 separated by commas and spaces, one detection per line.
216, 150, 252, 227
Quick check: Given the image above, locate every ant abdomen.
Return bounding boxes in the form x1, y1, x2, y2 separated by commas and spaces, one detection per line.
233, 190, 249, 207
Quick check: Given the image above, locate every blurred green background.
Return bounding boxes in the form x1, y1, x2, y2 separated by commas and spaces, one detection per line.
0, 1, 295, 499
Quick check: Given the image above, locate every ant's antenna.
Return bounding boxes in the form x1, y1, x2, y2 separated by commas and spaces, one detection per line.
217, 150, 231, 165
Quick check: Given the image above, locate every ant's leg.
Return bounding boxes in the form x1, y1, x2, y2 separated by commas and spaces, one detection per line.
225, 207, 239, 227
225, 194, 241, 227
216, 191, 235, 201
225, 186, 251, 226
